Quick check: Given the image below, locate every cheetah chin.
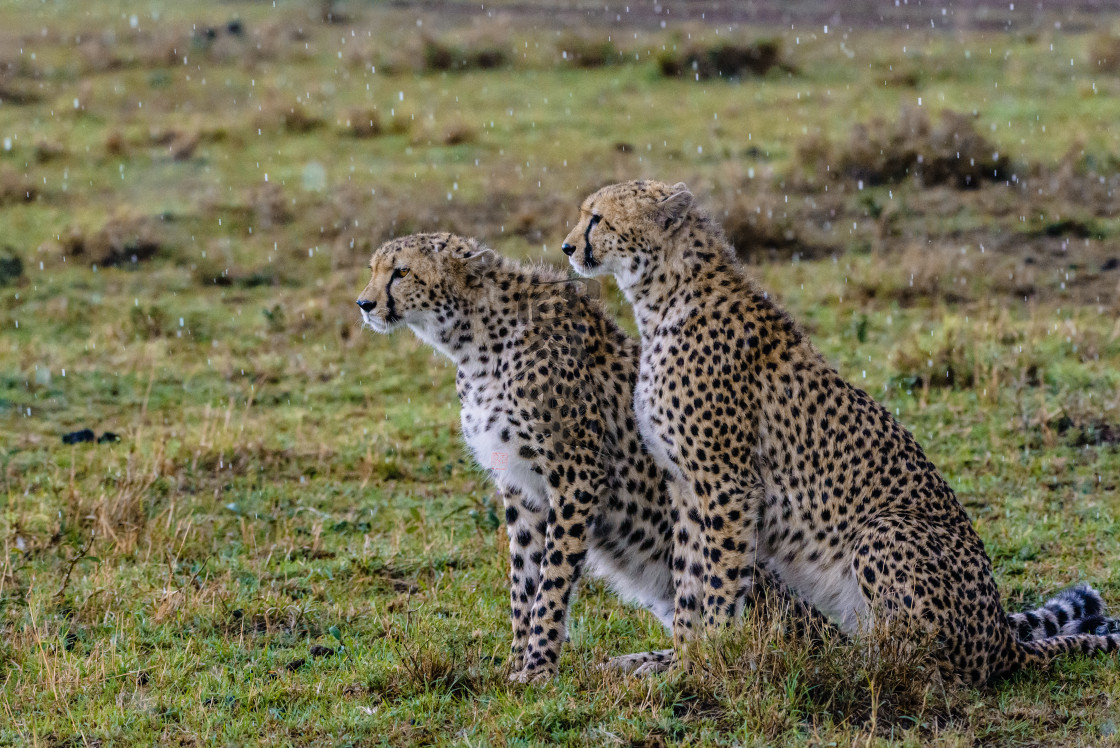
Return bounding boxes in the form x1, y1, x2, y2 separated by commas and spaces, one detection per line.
358, 310, 402, 334
561, 246, 599, 278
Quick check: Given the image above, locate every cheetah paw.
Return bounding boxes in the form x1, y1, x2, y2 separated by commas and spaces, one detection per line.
600, 649, 676, 676
509, 665, 555, 684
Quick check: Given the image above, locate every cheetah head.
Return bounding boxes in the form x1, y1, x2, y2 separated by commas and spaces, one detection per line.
562, 180, 693, 286
356, 232, 493, 335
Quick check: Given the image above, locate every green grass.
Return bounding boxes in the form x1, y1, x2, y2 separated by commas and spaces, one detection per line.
2, 1, 1120, 745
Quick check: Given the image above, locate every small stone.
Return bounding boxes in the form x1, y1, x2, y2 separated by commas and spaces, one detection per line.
62, 429, 95, 445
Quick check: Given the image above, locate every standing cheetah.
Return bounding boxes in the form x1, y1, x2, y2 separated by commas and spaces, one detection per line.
356, 233, 820, 680
562, 180, 1119, 684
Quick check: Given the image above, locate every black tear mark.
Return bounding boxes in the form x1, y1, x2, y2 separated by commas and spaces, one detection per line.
583, 215, 601, 268
385, 271, 401, 323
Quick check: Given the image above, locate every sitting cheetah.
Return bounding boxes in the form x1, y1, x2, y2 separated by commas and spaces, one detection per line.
562, 180, 1119, 683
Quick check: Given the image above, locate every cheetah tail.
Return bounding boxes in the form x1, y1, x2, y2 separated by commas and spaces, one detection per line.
1013, 632, 1120, 673
1007, 583, 1119, 641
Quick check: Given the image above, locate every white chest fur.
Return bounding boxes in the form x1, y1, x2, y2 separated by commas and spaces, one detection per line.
458, 375, 547, 503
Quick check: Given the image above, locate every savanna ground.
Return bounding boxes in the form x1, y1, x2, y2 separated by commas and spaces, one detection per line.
2, 0, 1120, 744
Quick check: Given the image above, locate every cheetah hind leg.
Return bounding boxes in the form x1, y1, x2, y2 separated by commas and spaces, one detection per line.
601, 563, 839, 678
601, 648, 676, 676
747, 560, 843, 641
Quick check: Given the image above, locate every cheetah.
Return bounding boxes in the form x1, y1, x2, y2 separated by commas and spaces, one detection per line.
562, 179, 1120, 684
355, 232, 719, 680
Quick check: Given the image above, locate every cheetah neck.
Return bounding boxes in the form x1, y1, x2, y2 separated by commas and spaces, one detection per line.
408, 262, 566, 374
408, 315, 484, 369
622, 219, 741, 339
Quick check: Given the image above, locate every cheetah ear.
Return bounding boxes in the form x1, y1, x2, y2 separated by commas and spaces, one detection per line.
458, 246, 495, 262
654, 184, 693, 230
441, 237, 497, 288
431, 236, 492, 262
452, 240, 496, 264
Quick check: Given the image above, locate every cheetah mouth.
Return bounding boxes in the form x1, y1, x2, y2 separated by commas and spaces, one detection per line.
568, 252, 602, 277
361, 310, 403, 334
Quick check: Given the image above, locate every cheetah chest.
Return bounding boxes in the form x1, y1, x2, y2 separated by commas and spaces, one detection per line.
458, 377, 547, 502
633, 353, 683, 480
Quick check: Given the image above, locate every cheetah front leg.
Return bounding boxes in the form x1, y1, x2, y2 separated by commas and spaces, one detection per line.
669, 478, 705, 647
655, 477, 708, 673
501, 486, 546, 673
611, 476, 754, 676
600, 480, 698, 677
510, 445, 604, 684
696, 475, 765, 631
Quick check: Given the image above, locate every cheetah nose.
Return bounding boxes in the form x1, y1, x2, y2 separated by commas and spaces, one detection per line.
356, 299, 376, 312
561, 243, 576, 256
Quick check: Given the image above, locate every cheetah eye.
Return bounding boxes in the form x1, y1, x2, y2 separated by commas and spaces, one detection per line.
393, 267, 411, 279
589, 214, 602, 227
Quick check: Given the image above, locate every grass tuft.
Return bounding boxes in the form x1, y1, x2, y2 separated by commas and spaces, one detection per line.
800, 107, 1012, 189
1089, 32, 1120, 72
659, 38, 785, 79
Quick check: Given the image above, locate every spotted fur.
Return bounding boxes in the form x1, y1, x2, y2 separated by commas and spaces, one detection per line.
562, 180, 1120, 684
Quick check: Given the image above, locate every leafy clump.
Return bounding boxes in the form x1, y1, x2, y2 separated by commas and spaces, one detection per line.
61, 212, 170, 267
799, 107, 1011, 189
659, 39, 785, 79
556, 33, 618, 68
421, 36, 509, 72
0, 250, 23, 285
1089, 33, 1120, 73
